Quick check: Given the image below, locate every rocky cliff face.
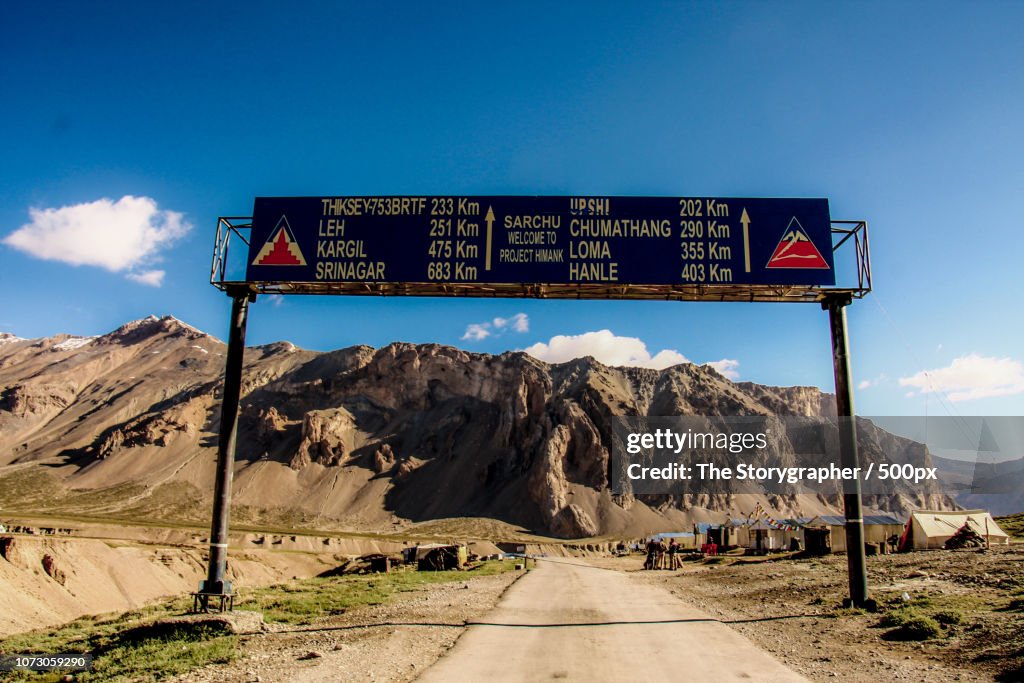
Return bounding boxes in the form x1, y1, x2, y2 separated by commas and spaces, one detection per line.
0, 316, 953, 538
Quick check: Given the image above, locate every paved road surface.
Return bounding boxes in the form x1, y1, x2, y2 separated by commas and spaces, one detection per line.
415, 558, 808, 682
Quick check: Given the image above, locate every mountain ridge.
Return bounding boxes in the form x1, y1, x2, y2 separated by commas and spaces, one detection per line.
0, 315, 953, 538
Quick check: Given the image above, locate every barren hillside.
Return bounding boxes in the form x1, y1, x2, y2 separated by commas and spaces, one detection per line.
0, 316, 952, 537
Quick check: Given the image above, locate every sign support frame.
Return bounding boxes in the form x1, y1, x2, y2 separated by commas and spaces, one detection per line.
202, 208, 873, 610
194, 286, 252, 611
823, 292, 873, 609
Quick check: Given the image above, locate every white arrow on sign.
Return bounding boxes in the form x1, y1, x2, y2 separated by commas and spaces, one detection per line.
741, 208, 751, 273
485, 206, 495, 271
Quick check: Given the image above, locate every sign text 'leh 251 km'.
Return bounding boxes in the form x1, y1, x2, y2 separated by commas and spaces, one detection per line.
246, 196, 835, 290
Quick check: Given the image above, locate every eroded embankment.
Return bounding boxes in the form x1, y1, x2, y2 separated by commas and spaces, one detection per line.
0, 532, 406, 636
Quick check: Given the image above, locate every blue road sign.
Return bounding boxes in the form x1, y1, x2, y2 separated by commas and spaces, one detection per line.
245, 196, 834, 288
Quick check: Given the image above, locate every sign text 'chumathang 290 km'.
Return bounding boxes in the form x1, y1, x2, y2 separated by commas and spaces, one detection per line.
246, 196, 835, 288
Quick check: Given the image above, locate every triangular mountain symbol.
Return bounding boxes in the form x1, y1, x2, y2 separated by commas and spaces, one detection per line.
765, 217, 829, 269
251, 216, 307, 266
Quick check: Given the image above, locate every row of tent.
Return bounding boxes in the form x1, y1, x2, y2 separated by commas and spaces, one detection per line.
651, 509, 1009, 554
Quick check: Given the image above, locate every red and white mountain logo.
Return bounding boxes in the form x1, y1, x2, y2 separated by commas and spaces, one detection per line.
251, 216, 307, 266
765, 217, 829, 269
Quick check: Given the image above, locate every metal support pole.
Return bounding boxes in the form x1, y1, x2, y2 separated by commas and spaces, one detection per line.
202, 289, 251, 600
823, 293, 871, 608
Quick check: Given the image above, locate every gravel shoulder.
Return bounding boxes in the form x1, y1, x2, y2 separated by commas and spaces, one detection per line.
627, 545, 1024, 682
169, 569, 525, 683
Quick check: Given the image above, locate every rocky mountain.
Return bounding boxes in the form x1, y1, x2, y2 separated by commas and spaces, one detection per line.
0, 316, 953, 538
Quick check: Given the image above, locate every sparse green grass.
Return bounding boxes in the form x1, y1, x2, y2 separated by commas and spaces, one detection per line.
0, 468, 64, 510
0, 467, 151, 520
0, 469, 313, 533
0, 505, 528, 551
230, 503, 321, 531
879, 591, 995, 617
1, 467, 578, 547
59, 483, 149, 512
933, 609, 963, 626
0, 597, 237, 683
76, 623, 238, 682
877, 606, 921, 628
882, 613, 942, 641
397, 517, 538, 541
238, 559, 519, 624
995, 513, 1024, 539
111, 482, 207, 525
873, 593, 982, 641
0, 560, 518, 681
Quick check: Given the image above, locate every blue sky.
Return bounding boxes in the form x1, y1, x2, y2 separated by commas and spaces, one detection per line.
2, 1, 1022, 416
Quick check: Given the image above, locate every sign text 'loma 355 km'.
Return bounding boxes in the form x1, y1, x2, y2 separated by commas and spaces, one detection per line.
246, 196, 835, 288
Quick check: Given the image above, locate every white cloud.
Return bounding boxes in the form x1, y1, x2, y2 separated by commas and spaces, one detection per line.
461, 312, 529, 341
494, 312, 529, 333
462, 323, 492, 341
523, 329, 739, 375
265, 294, 285, 307
3, 195, 191, 286
706, 358, 741, 380
520, 329, 679, 369
899, 354, 1024, 402
125, 269, 165, 287
857, 373, 888, 391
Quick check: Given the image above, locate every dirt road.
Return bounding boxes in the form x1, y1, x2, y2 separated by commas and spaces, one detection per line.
415, 558, 808, 682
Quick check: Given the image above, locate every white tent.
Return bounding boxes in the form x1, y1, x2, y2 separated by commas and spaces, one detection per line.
904, 509, 1010, 549
734, 520, 798, 552
803, 514, 905, 553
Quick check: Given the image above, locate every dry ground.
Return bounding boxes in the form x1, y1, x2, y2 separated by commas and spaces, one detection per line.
628, 545, 1024, 682
4, 515, 1021, 683
170, 569, 525, 683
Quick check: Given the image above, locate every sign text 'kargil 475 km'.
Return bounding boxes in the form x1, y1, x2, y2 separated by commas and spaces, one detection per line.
246, 196, 835, 295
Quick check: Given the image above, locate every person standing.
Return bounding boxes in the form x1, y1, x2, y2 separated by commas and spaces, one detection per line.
668, 538, 680, 569
644, 538, 657, 570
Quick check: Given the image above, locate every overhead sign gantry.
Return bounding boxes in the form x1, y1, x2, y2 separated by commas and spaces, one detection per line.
215, 195, 869, 302
238, 196, 835, 299
201, 195, 873, 611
